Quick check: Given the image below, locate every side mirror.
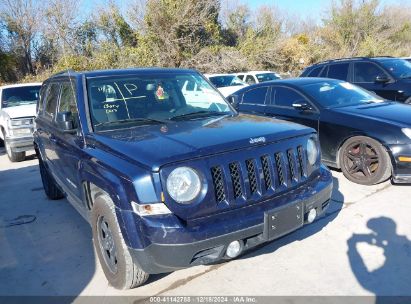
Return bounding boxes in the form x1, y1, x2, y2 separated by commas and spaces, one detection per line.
292, 102, 312, 111
56, 111, 76, 133
375, 75, 390, 83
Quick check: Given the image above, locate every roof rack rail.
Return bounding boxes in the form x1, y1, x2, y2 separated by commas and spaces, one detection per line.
315, 55, 395, 66
51, 69, 75, 77
371, 55, 394, 58
315, 57, 368, 65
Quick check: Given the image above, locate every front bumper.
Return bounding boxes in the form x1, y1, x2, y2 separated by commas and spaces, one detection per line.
5, 135, 34, 152
387, 144, 411, 184
126, 165, 333, 274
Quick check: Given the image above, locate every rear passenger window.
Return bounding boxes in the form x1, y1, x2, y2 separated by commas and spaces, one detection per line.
353, 62, 386, 83
273, 87, 305, 107
327, 63, 349, 80
242, 87, 268, 105
237, 75, 244, 80
59, 82, 77, 114
319, 65, 328, 77
45, 83, 60, 118
307, 66, 323, 77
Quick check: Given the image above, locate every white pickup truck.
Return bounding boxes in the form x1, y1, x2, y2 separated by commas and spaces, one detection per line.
0, 83, 42, 162
204, 74, 248, 97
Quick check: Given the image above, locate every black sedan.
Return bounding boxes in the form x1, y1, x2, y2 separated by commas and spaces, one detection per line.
228, 78, 411, 185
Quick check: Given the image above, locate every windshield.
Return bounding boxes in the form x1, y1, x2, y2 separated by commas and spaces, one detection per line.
256, 73, 280, 82
1, 85, 41, 108
87, 72, 233, 131
302, 81, 384, 108
378, 59, 411, 79
208, 75, 245, 88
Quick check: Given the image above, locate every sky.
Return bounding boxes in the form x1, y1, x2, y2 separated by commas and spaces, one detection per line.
246, 0, 331, 17
242, 0, 410, 18
83, 0, 411, 21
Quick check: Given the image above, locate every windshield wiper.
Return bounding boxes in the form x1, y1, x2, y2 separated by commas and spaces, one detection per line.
169, 111, 230, 121
94, 117, 167, 127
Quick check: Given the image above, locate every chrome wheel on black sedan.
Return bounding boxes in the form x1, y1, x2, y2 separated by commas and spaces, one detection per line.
340, 136, 391, 185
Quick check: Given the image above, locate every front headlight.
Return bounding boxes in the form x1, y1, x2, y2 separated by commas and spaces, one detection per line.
307, 138, 319, 166
166, 167, 201, 203
10, 118, 33, 127
402, 128, 411, 139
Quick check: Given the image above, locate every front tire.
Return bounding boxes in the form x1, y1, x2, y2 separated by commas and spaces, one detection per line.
339, 136, 391, 185
91, 195, 149, 289
5, 140, 25, 162
39, 157, 65, 200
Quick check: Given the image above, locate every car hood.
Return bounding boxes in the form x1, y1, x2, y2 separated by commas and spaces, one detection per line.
217, 85, 248, 97
92, 114, 313, 171
1, 104, 36, 119
333, 102, 411, 127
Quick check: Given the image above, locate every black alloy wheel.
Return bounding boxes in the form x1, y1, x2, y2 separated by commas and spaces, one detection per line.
91, 195, 149, 289
97, 215, 118, 274
340, 136, 391, 185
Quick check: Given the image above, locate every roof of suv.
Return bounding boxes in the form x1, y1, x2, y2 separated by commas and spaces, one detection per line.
0, 82, 42, 89
309, 56, 395, 67
48, 68, 198, 79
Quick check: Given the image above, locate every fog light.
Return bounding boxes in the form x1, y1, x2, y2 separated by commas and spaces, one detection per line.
226, 240, 243, 258
307, 208, 317, 223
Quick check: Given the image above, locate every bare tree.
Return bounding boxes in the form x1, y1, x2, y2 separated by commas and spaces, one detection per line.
0, 0, 44, 74
43, 0, 81, 56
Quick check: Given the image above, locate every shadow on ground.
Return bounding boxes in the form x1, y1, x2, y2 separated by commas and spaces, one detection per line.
348, 216, 411, 300
0, 163, 95, 298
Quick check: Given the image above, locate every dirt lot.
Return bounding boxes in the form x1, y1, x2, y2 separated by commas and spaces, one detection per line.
0, 148, 410, 299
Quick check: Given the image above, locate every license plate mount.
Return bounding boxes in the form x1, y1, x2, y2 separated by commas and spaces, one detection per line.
264, 201, 304, 241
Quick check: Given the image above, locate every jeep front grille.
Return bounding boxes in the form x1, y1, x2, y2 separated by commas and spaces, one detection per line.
211, 166, 226, 203
245, 159, 258, 194
275, 152, 285, 185
287, 149, 296, 182
210, 145, 307, 204
297, 145, 306, 178
261, 155, 271, 190
229, 162, 243, 198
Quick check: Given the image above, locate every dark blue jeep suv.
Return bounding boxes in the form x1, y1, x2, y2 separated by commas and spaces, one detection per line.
34, 68, 333, 289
